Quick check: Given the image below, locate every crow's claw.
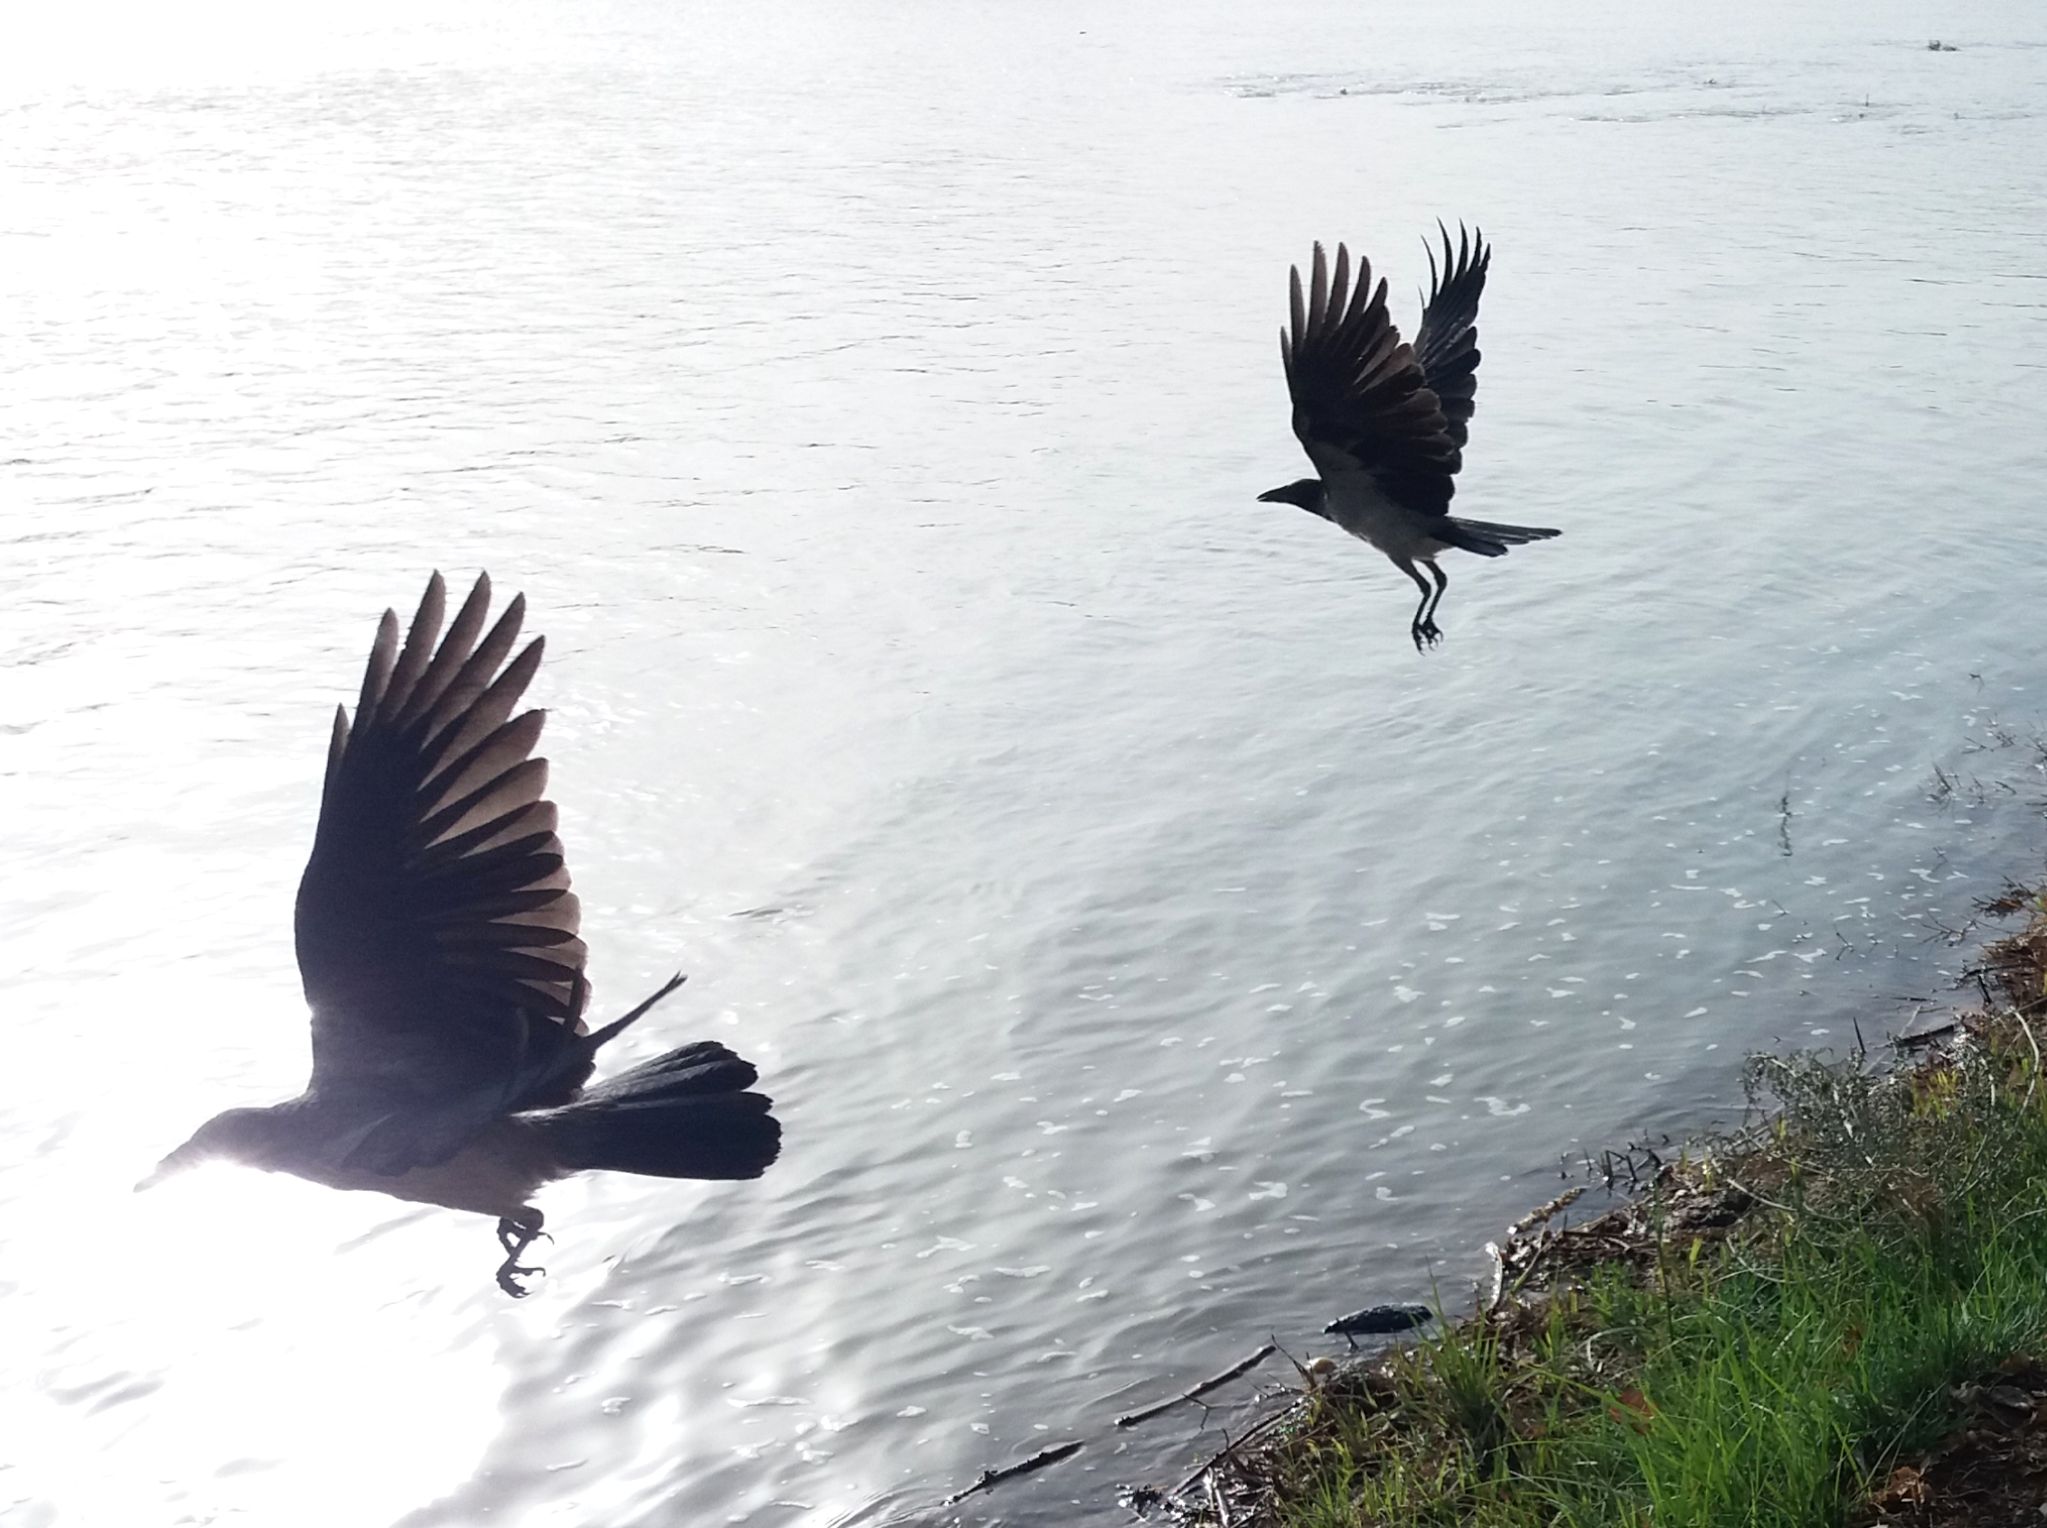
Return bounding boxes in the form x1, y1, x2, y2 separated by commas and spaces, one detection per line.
494, 1212, 552, 1295
496, 1259, 546, 1298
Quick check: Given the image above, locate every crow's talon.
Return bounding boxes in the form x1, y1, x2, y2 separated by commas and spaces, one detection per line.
496, 1261, 545, 1297
495, 1211, 552, 1294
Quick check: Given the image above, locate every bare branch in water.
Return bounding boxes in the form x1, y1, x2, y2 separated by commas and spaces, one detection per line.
1114, 1342, 1278, 1428
943, 1439, 1085, 1505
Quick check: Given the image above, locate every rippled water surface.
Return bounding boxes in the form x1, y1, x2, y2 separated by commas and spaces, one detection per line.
6, 1, 2047, 1522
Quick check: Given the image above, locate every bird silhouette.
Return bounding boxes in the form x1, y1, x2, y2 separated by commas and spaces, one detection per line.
1259, 227, 1560, 650
144, 572, 780, 1295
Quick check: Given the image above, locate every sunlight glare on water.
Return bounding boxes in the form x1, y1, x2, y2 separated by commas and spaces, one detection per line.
5, 0, 2047, 1523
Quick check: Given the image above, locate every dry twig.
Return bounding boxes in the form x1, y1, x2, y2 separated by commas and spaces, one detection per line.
943, 1439, 1084, 1505
1115, 1343, 1277, 1429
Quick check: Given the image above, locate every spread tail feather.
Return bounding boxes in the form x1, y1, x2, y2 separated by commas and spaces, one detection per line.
1439, 517, 1562, 557
528, 1042, 780, 1180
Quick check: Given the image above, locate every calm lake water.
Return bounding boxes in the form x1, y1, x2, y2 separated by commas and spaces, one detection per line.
6, 1, 2047, 1523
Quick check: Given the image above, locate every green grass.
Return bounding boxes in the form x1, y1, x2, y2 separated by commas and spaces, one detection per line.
1249, 1025, 2047, 1528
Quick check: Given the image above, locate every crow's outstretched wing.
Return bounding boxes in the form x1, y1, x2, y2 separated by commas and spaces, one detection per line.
1411, 222, 1490, 453
1282, 241, 1462, 518
294, 571, 599, 1167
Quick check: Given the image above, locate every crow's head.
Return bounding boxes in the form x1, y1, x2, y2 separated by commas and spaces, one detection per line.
138, 1107, 288, 1188
1257, 479, 1327, 518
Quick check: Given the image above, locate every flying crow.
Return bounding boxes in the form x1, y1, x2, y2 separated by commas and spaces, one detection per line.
145, 572, 781, 1295
1260, 228, 1559, 650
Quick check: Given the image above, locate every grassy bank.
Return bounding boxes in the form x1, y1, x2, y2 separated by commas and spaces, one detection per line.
1171, 886, 2047, 1528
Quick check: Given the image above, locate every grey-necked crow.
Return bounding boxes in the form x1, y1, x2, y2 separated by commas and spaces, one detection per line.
145, 572, 780, 1295
1260, 228, 1559, 650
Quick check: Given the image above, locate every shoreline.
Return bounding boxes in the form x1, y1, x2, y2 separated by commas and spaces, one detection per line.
1138, 876, 2047, 1527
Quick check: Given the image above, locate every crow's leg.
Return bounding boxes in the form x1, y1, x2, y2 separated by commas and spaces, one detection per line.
1420, 562, 1449, 644
1398, 560, 1438, 651
495, 1208, 550, 1255
495, 1207, 550, 1297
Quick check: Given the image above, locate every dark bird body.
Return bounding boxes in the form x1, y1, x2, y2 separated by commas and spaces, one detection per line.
146, 572, 780, 1294
1260, 227, 1560, 649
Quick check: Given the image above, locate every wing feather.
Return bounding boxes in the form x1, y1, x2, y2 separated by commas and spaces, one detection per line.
420, 599, 526, 745
354, 612, 400, 729
423, 711, 550, 820
415, 799, 557, 870
377, 574, 445, 722
422, 886, 570, 923
392, 576, 492, 730
422, 638, 545, 784
414, 757, 550, 849
1411, 222, 1491, 452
